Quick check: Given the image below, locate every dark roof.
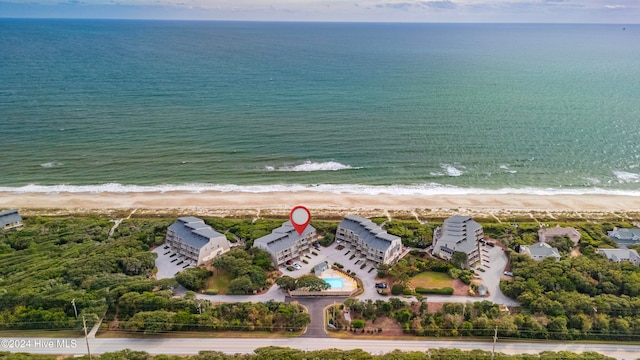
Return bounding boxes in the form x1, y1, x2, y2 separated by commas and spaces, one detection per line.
0, 209, 22, 228
339, 215, 401, 252
168, 217, 225, 249
254, 221, 317, 253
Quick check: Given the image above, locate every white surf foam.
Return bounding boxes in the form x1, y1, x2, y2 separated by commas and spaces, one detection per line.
40, 161, 63, 168
499, 164, 517, 174
613, 171, 640, 183
269, 161, 359, 172
2, 182, 640, 197
441, 164, 463, 177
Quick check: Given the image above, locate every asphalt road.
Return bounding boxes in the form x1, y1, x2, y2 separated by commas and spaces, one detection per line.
286, 296, 348, 337
2, 336, 640, 359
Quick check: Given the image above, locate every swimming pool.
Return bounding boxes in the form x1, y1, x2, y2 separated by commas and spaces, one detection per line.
322, 277, 344, 289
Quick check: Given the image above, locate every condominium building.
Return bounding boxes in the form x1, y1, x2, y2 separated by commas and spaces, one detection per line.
165, 217, 230, 266
0, 210, 23, 231
432, 215, 483, 268
253, 221, 317, 267
335, 215, 403, 265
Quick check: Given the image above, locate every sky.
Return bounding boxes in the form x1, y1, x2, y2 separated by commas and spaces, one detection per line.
0, 0, 638, 23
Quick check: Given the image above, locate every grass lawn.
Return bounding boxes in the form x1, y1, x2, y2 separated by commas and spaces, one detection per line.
206, 269, 233, 295
0, 330, 82, 338
409, 271, 453, 289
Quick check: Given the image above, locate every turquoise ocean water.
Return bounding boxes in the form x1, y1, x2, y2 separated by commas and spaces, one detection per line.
1, 20, 639, 195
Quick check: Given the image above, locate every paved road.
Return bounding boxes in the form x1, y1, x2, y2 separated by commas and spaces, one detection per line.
2, 336, 640, 359
476, 244, 519, 306
286, 296, 347, 337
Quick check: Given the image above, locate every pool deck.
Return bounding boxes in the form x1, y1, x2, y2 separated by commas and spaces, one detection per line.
320, 269, 357, 293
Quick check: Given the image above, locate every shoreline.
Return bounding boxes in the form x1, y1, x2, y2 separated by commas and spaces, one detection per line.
1, 191, 639, 219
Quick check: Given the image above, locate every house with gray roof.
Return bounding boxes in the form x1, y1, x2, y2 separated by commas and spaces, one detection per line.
165, 217, 230, 266
335, 215, 403, 265
520, 242, 561, 262
432, 216, 483, 268
254, 221, 317, 267
0, 210, 23, 231
608, 227, 640, 245
598, 248, 640, 266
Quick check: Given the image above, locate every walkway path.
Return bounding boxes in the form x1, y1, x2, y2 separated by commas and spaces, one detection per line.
108, 209, 137, 238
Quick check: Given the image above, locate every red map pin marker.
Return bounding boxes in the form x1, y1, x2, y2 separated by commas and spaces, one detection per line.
290, 206, 311, 235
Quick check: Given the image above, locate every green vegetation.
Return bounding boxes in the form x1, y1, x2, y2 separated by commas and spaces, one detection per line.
414, 287, 454, 295
500, 249, 640, 340
410, 272, 453, 289
175, 267, 213, 291
0, 348, 617, 359
276, 275, 331, 291
383, 220, 433, 248
206, 271, 233, 295
211, 248, 274, 295
0, 216, 160, 331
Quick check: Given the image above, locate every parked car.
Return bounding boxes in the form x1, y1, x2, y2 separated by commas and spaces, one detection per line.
486, 242, 495, 247
479, 239, 486, 244
286, 260, 293, 266
375, 283, 388, 289
293, 263, 302, 270
503, 271, 513, 276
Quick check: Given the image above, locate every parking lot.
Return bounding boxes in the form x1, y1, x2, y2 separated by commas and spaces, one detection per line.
153, 245, 194, 280
278, 241, 382, 292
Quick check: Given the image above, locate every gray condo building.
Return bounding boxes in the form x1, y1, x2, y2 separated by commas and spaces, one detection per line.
253, 221, 318, 267
165, 217, 230, 266
432, 215, 483, 268
335, 215, 403, 265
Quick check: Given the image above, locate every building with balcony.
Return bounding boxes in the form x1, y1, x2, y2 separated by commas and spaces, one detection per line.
0, 210, 23, 231
608, 227, 640, 246
165, 217, 230, 266
335, 215, 403, 265
253, 221, 317, 267
432, 215, 483, 268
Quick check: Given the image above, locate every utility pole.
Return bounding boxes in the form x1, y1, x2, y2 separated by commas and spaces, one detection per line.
82, 315, 92, 360
491, 325, 498, 360
197, 303, 202, 315
71, 299, 78, 319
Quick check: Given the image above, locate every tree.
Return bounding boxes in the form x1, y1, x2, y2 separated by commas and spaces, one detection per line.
451, 251, 468, 269
228, 276, 254, 295
275, 276, 297, 291
175, 267, 212, 291
296, 275, 330, 291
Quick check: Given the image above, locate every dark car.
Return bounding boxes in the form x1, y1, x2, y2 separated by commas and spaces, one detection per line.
286, 260, 293, 265
375, 283, 388, 289
486, 242, 495, 247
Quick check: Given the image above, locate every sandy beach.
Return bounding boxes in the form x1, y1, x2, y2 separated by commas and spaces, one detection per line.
1, 191, 639, 219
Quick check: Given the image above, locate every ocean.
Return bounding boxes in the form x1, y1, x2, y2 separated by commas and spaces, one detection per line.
1, 20, 639, 196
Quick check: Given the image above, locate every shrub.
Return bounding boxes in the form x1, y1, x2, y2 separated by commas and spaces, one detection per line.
402, 289, 414, 296
204, 288, 219, 295
414, 287, 454, 295
287, 266, 295, 271
360, 263, 367, 269
350, 255, 356, 260
378, 327, 382, 333
391, 284, 405, 295
302, 260, 309, 264
333, 262, 344, 269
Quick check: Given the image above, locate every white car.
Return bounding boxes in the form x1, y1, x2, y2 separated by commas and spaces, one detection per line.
293, 263, 302, 270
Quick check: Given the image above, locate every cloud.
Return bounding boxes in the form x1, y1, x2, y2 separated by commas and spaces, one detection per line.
605, 5, 625, 9
425, 0, 456, 9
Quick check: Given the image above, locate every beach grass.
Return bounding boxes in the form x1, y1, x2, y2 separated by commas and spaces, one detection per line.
207, 270, 233, 295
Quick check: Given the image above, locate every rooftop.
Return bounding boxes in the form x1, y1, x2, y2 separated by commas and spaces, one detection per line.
168, 217, 225, 249
339, 215, 401, 252
254, 221, 316, 253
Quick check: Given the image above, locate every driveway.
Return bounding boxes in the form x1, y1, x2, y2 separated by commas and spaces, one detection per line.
475, 244, 519, 306
153, 246, 194, 280
287, 296, 347, 337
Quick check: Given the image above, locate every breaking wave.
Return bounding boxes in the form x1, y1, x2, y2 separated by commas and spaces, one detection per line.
40, 161, 63, 168
2, 182, 640, 196
265, 161, 359, 172
613, 170, 640, 183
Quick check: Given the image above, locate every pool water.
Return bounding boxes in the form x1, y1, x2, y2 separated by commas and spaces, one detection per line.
322, 277, 344, 289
